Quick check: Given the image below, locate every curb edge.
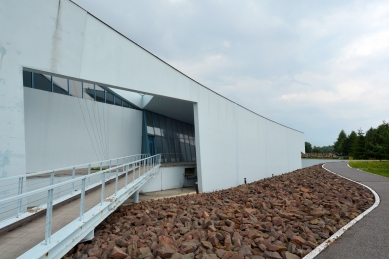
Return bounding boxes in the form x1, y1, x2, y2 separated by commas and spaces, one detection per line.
303, 163, 380, 259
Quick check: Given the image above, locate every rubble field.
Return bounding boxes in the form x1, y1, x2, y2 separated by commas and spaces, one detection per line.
65, 165, 374, 259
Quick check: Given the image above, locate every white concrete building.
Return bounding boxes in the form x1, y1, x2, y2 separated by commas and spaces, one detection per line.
0, 0, 304, 193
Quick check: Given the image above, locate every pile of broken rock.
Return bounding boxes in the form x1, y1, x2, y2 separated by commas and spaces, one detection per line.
65, 165, 374, 259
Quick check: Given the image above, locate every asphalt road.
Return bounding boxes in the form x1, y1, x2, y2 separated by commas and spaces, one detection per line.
315, 162, 389, 259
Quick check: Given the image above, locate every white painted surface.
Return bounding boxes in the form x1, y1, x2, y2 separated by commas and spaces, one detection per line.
24, 88, 142, 172
1, 0, 304, 193
140, 166, 196, 193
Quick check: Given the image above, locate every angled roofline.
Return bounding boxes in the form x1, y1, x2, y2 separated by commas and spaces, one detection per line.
69, 0, 304, 134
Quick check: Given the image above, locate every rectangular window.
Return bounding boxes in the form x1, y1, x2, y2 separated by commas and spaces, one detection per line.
82, 83, 95, 101
169, 138, 176, 162
34, 73, 52, 92
174, 139, 182, 162
68, 79, 83, 98
179, 138, 187, 161
166, 118, 173, 137
161, 137, 170, 162
52, 76, 68, 95
23, 71, 32, 88
145, 111, 154, 135
170, 119, 179, 138
106, 91, 114, 104
95, 85, 105, 103
159, 115, 168, 137
115, 97, 122, 107
152, 113, 162, 136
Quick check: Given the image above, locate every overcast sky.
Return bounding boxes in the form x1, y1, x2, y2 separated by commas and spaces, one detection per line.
73, 0, 389, 147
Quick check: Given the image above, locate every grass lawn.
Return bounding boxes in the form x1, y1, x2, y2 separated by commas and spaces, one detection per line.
349, 161, 389, 178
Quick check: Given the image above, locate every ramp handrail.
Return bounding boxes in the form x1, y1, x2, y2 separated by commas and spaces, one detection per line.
0, 154, 161, 246
0, 154, 159, 234
0, 154, 147, 180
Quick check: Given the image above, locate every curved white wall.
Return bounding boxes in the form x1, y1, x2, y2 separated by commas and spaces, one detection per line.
0, 0, 304, 192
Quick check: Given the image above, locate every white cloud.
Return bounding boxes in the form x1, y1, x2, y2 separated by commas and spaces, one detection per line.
72, 0, 389, 146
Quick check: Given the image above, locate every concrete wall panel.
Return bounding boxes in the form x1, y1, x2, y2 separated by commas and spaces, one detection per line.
24, 88, 142, 172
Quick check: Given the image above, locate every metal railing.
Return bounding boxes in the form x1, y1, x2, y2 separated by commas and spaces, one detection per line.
0, 154, 158, 231
0, 154, 147, 221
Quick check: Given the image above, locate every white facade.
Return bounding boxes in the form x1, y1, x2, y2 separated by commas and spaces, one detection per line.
24, 88, 142, 172
0, 0, 304, 192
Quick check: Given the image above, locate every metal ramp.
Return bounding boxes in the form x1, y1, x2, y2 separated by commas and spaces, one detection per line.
0, 154, 161, 259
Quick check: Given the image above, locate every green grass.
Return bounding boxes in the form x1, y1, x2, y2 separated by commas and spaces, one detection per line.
91, 167, 108, 171
349, 161, 389, 178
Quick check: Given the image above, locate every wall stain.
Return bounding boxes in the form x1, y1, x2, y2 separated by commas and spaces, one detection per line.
0, 45, 7, 72
0, 149, 25, 180
51, 0, 62, 73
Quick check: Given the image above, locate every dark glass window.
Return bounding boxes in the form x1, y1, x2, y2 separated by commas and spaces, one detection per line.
169, 138, 176, 162
114, 96, 122, 107
82, 83, 95, 100
34, 73, 52, 92
106, 91, 114, 104
23, 71, 136, 110
170, 120, 179, 138
166, 118, 173, 137
174, 138, 182, 162
23, 71, 32, 88
145, 111, 154, 135
95, 86, 105, 103
152, 113, 161, 136
161, 137, 170, 162
159, 115, 168, 137
142, 110, 196, 163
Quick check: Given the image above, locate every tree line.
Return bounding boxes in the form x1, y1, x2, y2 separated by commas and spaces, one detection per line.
333, 121, 389, 159
304, 142, 334, 154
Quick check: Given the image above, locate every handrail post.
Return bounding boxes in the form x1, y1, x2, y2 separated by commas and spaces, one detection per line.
80, 178, 86, 221
45, 189, 54, 244
87, 164, 91, 188
108, 159, 112, 179
125, 164, 128, 188
72, 167, 75, 194
50, 170, 55, 185
115, 159, 119, 195
16, 176, 24, 217
101, 171, 105, 205
132, 163, 134, 182
147, 156, 149, 172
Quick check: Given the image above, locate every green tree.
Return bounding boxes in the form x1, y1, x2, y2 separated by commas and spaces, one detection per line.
352, 128, 366, 159
312, 146, 322, 153
344, 131, 357, 156
321, 145, 335, 153
305, 142, 312, 153
334, 130, 347, 154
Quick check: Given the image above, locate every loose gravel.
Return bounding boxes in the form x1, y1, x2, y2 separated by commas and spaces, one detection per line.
64, 165, 374, 259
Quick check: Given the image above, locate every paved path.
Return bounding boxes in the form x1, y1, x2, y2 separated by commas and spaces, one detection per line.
316, 162, 389, 259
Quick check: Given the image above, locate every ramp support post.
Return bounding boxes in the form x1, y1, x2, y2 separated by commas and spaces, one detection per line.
133, 190, 139, 203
